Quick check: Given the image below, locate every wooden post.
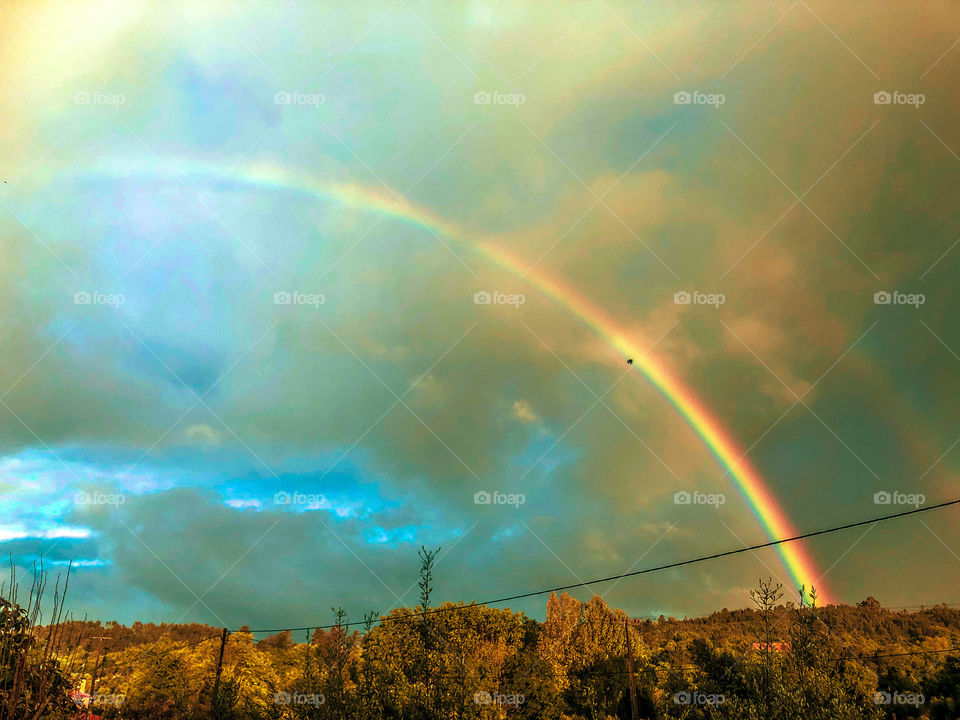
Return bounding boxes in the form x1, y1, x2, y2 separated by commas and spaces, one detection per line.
212, 628, 229, 706
625, 619, 640, 720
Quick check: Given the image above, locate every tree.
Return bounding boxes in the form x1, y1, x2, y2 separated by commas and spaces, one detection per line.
260, 631, 294, 651
928, 654, 960, 720
416, 545, 441, 718
750, 577, 784, 720
1, 562, 73, 720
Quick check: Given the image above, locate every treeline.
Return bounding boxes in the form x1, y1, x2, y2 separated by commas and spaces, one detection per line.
52, 620, 223, 653
56, 596, 960, 673
4, 557, 960, 719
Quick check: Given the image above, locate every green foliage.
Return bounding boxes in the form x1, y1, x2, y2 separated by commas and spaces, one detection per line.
0, 563, 74, 720
15, 558, 960, 720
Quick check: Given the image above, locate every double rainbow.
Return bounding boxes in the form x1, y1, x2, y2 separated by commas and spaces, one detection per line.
78, 158, 828, 602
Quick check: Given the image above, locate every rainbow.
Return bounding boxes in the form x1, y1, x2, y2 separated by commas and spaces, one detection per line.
77, 158, 828, 602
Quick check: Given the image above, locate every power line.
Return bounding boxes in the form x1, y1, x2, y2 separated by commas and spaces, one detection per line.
241, 497, 960, 633
51, 498, 960, 680
97, 632, 224, 672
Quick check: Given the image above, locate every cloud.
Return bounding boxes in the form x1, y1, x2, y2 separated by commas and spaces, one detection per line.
509, 400, 539, 424
186, 423, 221, 445
1, 0, 959, 623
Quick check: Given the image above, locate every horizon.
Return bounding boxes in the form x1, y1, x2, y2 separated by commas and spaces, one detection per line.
38, 589, 960, 638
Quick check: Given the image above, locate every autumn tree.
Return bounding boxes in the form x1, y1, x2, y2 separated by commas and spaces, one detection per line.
1, 562, 76, 720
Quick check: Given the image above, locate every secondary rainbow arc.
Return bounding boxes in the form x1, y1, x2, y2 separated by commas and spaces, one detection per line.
78, 158, 829, 602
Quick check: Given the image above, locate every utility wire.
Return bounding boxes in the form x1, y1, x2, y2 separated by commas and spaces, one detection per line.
241, 497, 960, 633
94, 632, 225, 672
57, 498, 960, 681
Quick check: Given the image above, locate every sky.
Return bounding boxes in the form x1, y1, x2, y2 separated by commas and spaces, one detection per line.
0, 0, 958, 631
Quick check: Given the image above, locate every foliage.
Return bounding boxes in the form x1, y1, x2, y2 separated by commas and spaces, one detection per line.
14, 558, 960, 720
1, 561, 74, 720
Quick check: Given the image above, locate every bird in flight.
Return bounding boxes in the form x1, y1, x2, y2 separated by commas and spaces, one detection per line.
626, 358, 633, 365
